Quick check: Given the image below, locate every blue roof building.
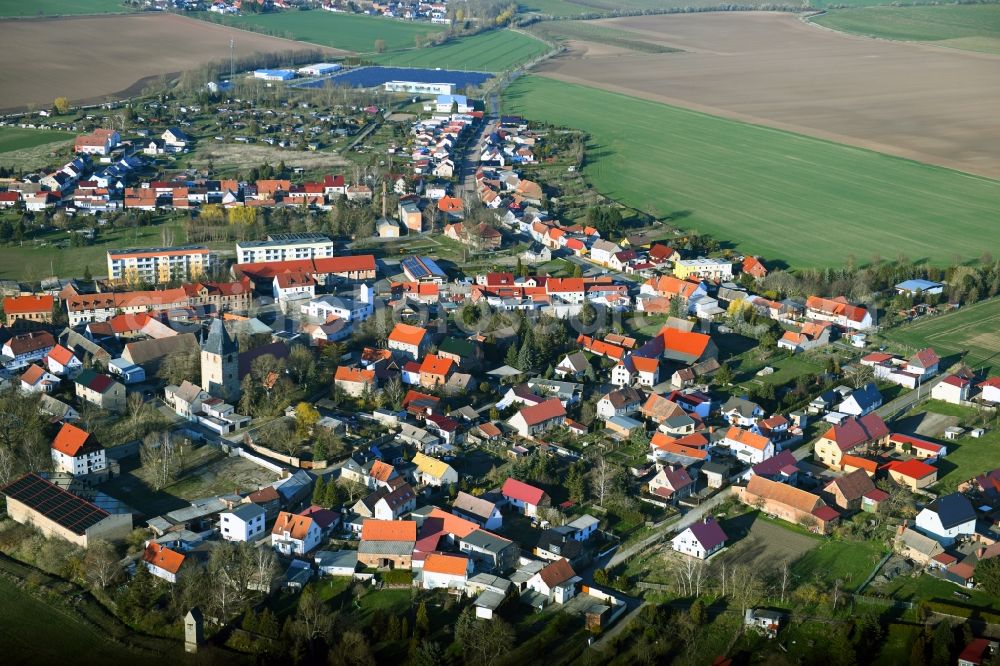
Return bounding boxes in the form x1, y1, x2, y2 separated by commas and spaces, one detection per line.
895, 279, 944, 295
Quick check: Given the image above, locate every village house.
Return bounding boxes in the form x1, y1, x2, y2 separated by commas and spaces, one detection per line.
334, 365, 376, 398
2, 330, 56, 369
20, 364, 59, 393
648, 465, 694, 503
837, 383, 883, 416
271, 511, 322, 556
45, 344, 82, 377
738, 475, 839, 534
358, 519, 417, 570
723, 426, 775, 465
883, 459, 938, 491
915, 493, 976, 545
671, 517, 727, 559
74, 369, 126, 413
422, 553, 474, 590
596, 386, 643, 420
388, 322, 430, 360
813, 413, 890, 469
931, 375, 973, 404
452, 492, 503, 530
526, 558, 579, 605
822, 468, 879, 512
219, 503, 267, 542
804, 296, 872, 330
721, 396, 765, 427
502, 477, 550, 518
143, 542, 186, 583
3, 294, 54, 329
508, 398, 566, 439
412, 452, 459, 487
50, 423, 107, 476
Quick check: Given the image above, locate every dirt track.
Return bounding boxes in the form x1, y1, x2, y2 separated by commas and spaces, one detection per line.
0, 13, 344, 111
534, 12, 1000, 179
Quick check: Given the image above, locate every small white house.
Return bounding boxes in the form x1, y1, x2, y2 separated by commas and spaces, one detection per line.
526, 558, 578, 605
915, 493, 977, 545
143, 542, 185, 583
271, 512, 322, 556
50, 423, 107, 476
671, 517, 727, 560
220, 503, 267, 542
315, 550, 358, 577
931, 375, 972, 405
45, 345, 82, 377
422, 553, 473, 590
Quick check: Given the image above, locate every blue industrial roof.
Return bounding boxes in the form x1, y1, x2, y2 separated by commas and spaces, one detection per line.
896, 279, 943, 292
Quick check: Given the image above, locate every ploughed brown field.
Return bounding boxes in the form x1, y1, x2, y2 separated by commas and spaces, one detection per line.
534, 12, 1000, 179
0, 13, 343, 111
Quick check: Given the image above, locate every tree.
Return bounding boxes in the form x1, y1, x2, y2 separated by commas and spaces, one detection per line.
714, 363, 733, 386
374, 39, 387, 53
287, 345, 315, 386
140, 431, 185, 490
590, 457, 621, 507
157, 343, 200, 384
454, 608, 514, 666
976, 557, 1000, 596
294, 402, 320, 440
53, 97, 70, 114
293, 584, 335, 643
84, 539, 121, 589
413, 600, 431, 639
382, 376, 404, 410
333, 630, 376, 666
846, 363, 875, 390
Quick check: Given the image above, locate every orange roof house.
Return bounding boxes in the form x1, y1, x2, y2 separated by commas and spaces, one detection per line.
271, 511, 316, 540
419, 354, 454, 387
143, 542, 185, 577
423, 552, 471, 577
361, 519, 417, 542
51, 423, 99, 457
335, 366, 375, 384
388, 323, 428, 354
660, 327, 717, 364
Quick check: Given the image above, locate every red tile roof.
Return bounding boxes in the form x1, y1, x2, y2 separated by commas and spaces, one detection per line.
388, 323, 427, 347
502, 477, 547, 506
883, 459, 937, 480
271, 511, 316, 540
361, 519, 417, 542
51, 423, 95, 457
144, 542, 185, 574
423, 552, 470, 576
515, 398, 566, 426
3, 294, 53, 314
660, 327, 712, 359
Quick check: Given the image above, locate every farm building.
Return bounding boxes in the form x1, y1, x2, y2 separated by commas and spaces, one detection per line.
298, 63, 341, 76
254, 69, 296, 81
384, 80, 455, 94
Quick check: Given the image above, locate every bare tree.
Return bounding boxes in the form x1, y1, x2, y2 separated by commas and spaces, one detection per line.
779, 561, 791, 604
831, 577, 843, 610
590, 457, 621, 508
0, 445, 15, 485
846, 364, 875, 390
731, 564, 766, 618
252, 546, 278, 593
84, 539, 121, 589
141, 431, 185, 490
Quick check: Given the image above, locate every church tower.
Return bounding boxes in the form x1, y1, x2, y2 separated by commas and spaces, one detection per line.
201, 318, 239, 400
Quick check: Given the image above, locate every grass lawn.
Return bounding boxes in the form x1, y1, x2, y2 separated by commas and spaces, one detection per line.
0, 127, 74, 153
0, 577, 141, 665
733, 352, 825, 388
875, 623, 922, 666
0, 0, 131, 17
933, 429, 1000, 488
877, 573, 1000, 611
199, 10, 443, 54
882, 298, 1000, 374
791, 538, 886, 591
0, 216, 231, 281
372, 29, 550, 72
502, 76, 1000, 268
812, 5, 1000, 55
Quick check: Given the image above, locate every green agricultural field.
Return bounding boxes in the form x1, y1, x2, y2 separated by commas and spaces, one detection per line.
200, 9, 443, 53
518, 0, 912, 17
883, 298, 1000, 373
0, 577, 140, 665
372, 29, 550, 72
812, 5, 1000, 55
0, 0, 131, 17
0, 127, 74, 153
502, 76, 1000, 268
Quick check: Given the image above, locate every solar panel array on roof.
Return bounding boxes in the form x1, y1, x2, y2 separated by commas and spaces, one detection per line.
401, 255, 445, 280
1, 473, 109, 535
